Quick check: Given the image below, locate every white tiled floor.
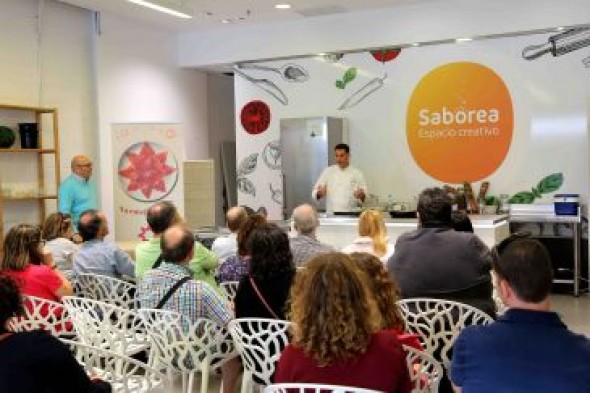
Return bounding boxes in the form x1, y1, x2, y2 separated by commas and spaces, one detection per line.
173, 295, 590, 392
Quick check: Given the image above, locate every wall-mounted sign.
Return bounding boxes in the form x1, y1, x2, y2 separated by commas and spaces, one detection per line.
406, 62, 514, 183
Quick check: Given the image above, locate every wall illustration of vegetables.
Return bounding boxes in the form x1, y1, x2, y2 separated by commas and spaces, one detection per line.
335, 67, 357, 89
237, 153, 259, 197
508, 172, 563, 204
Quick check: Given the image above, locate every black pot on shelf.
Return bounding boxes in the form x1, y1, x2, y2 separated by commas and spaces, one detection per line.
18, 123, 39, 149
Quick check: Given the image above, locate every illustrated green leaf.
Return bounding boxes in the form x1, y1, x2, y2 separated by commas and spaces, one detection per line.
343, 67, 357, 83
531, 187, 542, 198
335, 80, 345, 89
508, 191, 536, 204
537, 172, 563, 194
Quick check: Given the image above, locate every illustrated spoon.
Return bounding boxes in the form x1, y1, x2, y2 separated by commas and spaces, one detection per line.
237, 63, 309, 82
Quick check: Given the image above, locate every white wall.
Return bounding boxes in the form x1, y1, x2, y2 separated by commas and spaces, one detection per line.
0, 0, 96, 228
95, 12, 209, 230
178, 0, 590, 67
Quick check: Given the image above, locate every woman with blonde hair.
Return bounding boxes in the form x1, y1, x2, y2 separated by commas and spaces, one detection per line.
42, 212, 79, 271
350, 252, 422, 351
342, 209, 394, 263
275, 252, 411, 392
1, 224, 73, 302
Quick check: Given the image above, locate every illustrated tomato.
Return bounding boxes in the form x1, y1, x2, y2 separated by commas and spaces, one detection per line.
240, 100, 271, 135
371, 49, 401, 63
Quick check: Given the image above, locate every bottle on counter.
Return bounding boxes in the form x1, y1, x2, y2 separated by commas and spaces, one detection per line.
387, 194, 395, 211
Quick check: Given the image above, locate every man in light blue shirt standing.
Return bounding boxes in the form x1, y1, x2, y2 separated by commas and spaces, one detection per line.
58, 155, 97, 229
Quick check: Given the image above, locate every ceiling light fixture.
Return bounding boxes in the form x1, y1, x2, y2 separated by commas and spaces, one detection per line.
455, 37, 473, 43
275, 4, 292, 9
127, 0, 193, 19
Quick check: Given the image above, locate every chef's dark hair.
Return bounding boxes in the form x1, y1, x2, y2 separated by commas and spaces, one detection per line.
334, 143, 349, 154
417, 187, 452, 225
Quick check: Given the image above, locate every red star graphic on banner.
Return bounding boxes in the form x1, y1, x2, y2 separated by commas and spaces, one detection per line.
118, 142, 176, 199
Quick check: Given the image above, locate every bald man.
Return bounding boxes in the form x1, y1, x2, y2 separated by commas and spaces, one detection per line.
211, 206, 248, 263
289, 203, 335, 267
58, 155, 97, 229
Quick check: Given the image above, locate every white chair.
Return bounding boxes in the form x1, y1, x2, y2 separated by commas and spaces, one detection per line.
62, 296, 149, 357
11, 295, 73, 338
76, 273, 137, 309
221, 280, 240, 302
402, 344, 443, 393
228, 318, 292, 393
138, 308, 236, 393
397, 298, 494, 370
60, 338, 168, 393
264, 383, 380, 393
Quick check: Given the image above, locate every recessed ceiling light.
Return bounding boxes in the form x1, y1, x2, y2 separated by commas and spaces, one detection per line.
221, 18, 231, 23
555, 26, 566, 31
455, 37, 473, 43
275, 4, 292, 9
411, 43, 420, 47
127, 0, 193, 19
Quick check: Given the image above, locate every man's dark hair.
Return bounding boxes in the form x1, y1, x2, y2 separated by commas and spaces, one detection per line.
493, 237, 553, 303
417, 187, 453, 225
147, 201, 178, 234
0, 276, 24, 328
248, 223, 295, 282
451, 210, 474, 233
77, 209, 102, 241
334, 143, 350, 154
161, 226, 194, 264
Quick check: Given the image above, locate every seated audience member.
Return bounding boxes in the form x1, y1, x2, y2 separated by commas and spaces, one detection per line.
217, 214, 266, 283
0, 276, 111, 393
1, 224, 73, 302
42, 212, 80, 271
135, 201, 221, 292
350, 252, 422, 351
138, 225, 240, 393
342, 209, 394, 263
275, 252, 411, 393
289, 204, 334, 267
387, 188, 495, 317
234, 223, 296, 319
73, 209, 135, 278
451, 237, 590, 392
451, 211, 473, 233
211, 206, 247, 263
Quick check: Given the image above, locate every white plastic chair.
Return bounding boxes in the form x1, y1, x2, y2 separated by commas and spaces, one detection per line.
264, 383, 380, 393
60, 338, 168, 393
228, 318, 292, 393
402, 344, 443, 393
397, 298, 494, 370
62, 296, 149, 357
221, 281, 240, 302
76, 273, 137, 309
11, 295, 73, 337
138, 308, 236, 393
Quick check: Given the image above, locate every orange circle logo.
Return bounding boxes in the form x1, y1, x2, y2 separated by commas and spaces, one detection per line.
406, 62, 513, 183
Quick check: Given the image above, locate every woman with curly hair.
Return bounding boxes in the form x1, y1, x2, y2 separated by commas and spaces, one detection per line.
234, 222, 295, 319
342, 209, 394, 263
275, 252, 411, 392
350, 252, 422, 351
0, 276, 111, 392
1, 224, 73, 301
42, 212, 80, 271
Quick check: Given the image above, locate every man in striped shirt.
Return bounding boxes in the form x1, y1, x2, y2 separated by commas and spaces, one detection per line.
138, 225, 240, 393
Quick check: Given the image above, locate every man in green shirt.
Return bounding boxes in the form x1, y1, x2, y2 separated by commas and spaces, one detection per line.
135, 201, 221, 292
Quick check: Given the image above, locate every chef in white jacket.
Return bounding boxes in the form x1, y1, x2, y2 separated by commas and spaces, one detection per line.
312, 143, 367, 213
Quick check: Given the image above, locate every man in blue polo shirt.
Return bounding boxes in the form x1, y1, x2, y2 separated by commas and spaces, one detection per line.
58, 155, 97, 230
451, 236, 590, 393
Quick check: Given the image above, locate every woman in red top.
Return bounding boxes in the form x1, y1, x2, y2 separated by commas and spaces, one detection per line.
350, 252, 423, 351
275, 252, 411, 393
1, 224, 73, 302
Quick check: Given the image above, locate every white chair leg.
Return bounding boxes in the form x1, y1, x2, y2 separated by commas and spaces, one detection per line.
187, 371, 195, 393
182, 372, 188, 393
240, 370, 253, 393
200, 365, 210, 393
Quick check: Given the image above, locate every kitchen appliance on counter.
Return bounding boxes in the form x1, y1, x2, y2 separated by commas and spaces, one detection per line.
280, 117, 347, 218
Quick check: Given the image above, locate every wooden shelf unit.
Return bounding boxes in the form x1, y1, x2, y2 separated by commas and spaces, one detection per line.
0, 104, 60, 250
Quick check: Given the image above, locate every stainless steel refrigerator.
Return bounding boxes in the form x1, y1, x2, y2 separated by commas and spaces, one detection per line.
280, 117, 347, 218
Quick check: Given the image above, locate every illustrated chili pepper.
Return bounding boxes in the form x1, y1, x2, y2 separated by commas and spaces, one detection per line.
371, 49, 401, 63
